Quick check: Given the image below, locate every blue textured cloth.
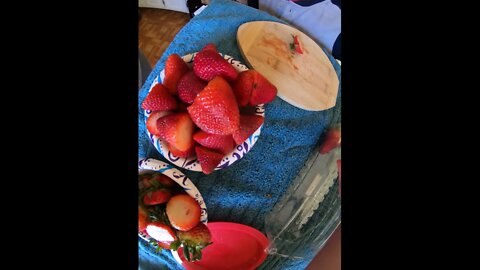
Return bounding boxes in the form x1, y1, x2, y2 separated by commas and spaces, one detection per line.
138, 0, 341, 269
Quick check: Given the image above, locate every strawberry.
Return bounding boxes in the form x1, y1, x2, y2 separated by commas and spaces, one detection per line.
167, 141, 196, 158
193, 131, 235, 155
232, 70, 254, 107
249, 71, 277, 105
146, 221, 177, 243
146, 111, 172, 136
157, 241, 173, 250
187, 76, 240, 135
202, 43, 217, 53
166, 194, 201, 231
318, 128, 341, 154
177, 223, 212, 262
232, 114, 264, 145
156, 113, 195, 152
163, 54, 190, 95
139, 207, 149, 231
177, 71, 207, 104
195, 146, 224, 175
232, 70, 277, 106
152, 173, 176, 187
193, 50, 238, 81
149, 239, 173, 251
142, 83, 178, 111
143, 189, 172, 205
293, 35, 303, 54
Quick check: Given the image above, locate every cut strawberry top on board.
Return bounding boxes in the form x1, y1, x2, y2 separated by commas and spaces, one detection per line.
142, 83, 178, 111
146, 221, 178, 242
293, 35, 303, 54
166, 194, 201, 231
164, 54, 190, 95
233, 114, 265, 145
195, 146, 224, 175
193, 131, 236, 155
187, 76, 240, 135
177, 71, 207, 104
193, 50, 238, 81
146, 111, 172, 137
156, 112, 195, 152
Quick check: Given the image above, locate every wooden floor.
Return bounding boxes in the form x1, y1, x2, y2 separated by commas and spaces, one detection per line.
139, 8, 190, 67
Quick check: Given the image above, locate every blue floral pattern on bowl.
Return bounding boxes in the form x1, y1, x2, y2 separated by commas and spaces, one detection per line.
138, 158, 208, 242
143, 52, 265, 172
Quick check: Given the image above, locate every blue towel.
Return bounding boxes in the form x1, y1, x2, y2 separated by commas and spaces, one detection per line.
138, 0, 341, 269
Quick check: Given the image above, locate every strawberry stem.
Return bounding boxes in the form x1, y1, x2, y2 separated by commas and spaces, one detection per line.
170, 240, 181, 251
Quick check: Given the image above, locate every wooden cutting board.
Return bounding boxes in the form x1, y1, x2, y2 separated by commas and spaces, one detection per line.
237, 21, 339, 111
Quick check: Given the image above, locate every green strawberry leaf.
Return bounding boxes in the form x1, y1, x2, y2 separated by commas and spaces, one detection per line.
289, 42, 295, 51
196, 250, 202, 261
183, 246, 191, 262
170, 240, 181, 251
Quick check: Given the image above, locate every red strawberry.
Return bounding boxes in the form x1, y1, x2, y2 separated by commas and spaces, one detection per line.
139, 207, 149, 231
164, 54, 190, 95
156, 113, 195, 152
166, 194, 201, 231
168, 141, 196, 158
318, 128, 341, 154
232, 114, 264, 145
177, 71, 207, 104
177, 223, 212, 262
142, 83, 178, 111
193, 131, 235, 155
293, 35, 303, 54
202, 43, 217, 53
249, 71, 277, 105
187, 76, 240, 135
195, 146, 224, 175
146, 221, 177, 243
152, 174, 176, 187
146, 111, 172, 136
193, 50, 238, 81
143, 189, 172, 205
232, 70, 254, 107
156, 241, 173, 250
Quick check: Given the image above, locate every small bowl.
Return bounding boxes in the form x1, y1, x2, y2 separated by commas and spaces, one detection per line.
138, 158, 208, 243
143, 52, 265, 172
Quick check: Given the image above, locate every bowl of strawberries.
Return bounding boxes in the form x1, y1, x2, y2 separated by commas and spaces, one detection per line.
142, 43, 277, 174
138, 158, 212, 262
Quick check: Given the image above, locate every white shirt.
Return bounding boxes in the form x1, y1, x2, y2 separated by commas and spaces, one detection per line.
259, 0, 341, 55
